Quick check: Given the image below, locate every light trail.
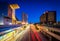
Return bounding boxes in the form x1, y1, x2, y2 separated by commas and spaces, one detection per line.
30, 31, 36, 41
30, 24, 42, 41
16, 25, 30, 41
0, 26, 24, 41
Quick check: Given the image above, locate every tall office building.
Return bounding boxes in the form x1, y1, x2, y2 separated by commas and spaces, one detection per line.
40, 14, 46, 24
22, 12, 28, 24
40, 11, 56, 24
47, 11, 56, 23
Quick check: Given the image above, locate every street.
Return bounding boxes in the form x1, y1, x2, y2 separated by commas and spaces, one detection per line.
0, 24, 60, 41
16, 24, 48, 41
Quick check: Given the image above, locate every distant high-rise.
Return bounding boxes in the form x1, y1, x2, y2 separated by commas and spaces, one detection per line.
40, 11, 56, 24
22, 12, 28, 24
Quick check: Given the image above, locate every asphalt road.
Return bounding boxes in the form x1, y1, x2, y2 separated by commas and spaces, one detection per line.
16, 25, 48, 41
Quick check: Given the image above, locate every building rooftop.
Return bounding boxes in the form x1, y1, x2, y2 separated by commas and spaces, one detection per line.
10, 4, 20, 9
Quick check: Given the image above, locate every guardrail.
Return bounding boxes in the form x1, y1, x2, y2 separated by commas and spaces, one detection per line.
40, 26, 60, 41
44, 26, 60, 33
0, 30, 15, 41
0, 24, 28, 41
0, 27, 23, 41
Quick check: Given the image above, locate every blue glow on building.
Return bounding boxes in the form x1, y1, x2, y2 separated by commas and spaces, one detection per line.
0, 2, 10, 25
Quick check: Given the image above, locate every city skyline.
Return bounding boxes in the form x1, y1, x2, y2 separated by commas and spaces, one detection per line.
0, 0, 60, 23
0, 0, 60, 41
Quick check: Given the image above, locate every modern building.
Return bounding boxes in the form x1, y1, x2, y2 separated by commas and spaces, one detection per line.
0, 2, 20, 25
40, 14, 46, 24
4, 16, 12, 25
40, 11, 56, 25
47, 11, 56, 23
22, 12, 28, 24
8, 5, 12, 18
9, 4, 20, 24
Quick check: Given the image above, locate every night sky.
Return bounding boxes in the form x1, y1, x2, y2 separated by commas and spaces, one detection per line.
0, 0, 60, 23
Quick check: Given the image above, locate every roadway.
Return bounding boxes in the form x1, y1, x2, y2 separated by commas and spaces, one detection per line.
16, 24, 48, 41
0, 24, 59, 41
0, 25, 22, 41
